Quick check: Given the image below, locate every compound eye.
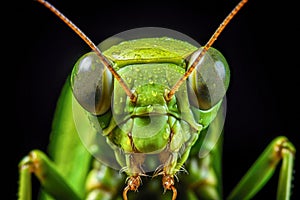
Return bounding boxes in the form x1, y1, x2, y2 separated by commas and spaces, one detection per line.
187, 48, 230, 110
71, 52, 113, 115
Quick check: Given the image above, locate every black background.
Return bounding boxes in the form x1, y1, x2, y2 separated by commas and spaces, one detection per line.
14, 0, 299, 199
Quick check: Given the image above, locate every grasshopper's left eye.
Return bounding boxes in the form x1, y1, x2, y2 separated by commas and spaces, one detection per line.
71, 52, 113, 115
187, 48, 230, 110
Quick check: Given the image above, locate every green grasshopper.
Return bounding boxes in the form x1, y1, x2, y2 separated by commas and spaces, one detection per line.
18, 0, 296, 199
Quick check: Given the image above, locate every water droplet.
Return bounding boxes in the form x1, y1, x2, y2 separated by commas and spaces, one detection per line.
151, 90, 157, 97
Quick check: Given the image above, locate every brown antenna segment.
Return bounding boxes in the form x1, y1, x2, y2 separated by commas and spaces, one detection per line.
36, 0, 137, 102
166, 0, 248, 101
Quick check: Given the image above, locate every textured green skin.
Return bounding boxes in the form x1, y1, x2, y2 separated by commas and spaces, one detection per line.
102, 38, 196, 176
104, 37, 197, 68
87, 37, 225, 178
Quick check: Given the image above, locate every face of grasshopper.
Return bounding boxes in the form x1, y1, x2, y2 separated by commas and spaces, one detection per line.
70, 28, 229, 194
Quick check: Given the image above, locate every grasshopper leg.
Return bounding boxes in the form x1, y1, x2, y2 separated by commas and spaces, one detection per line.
227, 136, 296, 200
18, 149, 80, 200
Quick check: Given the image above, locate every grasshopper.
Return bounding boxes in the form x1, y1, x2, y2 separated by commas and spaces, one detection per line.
18, 0, 295, 199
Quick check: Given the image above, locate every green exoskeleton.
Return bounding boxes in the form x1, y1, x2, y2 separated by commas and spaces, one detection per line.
18, 0, 296, 199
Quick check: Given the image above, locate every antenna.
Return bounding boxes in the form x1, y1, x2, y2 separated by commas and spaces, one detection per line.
166, 0, 248, 101
36, 0, 137, 102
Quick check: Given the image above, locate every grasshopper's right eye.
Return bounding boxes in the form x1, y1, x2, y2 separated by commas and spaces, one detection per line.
187, 48, 230, 110
71, 52, 113, 115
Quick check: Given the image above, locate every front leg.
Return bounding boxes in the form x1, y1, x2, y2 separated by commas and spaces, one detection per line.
18, 150, 80, 200
227, 136, 295, 200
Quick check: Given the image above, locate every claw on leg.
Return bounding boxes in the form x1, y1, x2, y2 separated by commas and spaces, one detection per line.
162, 174, 177, 200
123, 176, 141, 200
